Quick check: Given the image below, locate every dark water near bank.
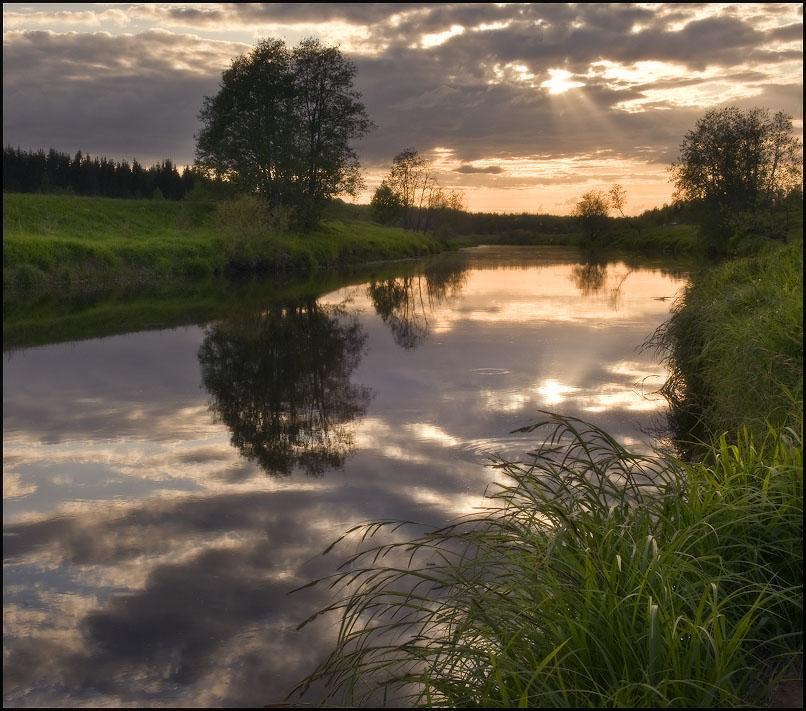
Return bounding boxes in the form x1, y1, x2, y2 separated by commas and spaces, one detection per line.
3, 246, 688, 707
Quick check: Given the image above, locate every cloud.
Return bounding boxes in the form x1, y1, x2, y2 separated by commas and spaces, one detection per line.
766, 21, 806, 43
2, 9, 131, 28
456, 164, 504, 174
127, 2, 427, 30
2, 29, 237, 165
1, 3, 801, 211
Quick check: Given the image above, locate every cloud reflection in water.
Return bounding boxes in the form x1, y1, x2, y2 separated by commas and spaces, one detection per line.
3, 247, 688, 707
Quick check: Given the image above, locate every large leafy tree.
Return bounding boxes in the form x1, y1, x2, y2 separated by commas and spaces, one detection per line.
196, 38, 373, 228
669, 107, 802, 246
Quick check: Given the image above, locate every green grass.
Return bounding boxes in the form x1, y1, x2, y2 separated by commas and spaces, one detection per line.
3, 194, 703, 291
2, 193, 443, 289
606, 223, 699, 254
293, 414, 802, 707
649, 240, 803, 446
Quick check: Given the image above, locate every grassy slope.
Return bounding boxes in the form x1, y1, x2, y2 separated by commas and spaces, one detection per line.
2, 193, 443, 288
652, 240, 803, 445
3, 194, 705, 292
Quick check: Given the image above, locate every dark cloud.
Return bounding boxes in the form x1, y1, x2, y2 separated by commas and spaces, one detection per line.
766, 21, 806, 42
456, 164, 503, 174
395, 12, 769, 76
2, 29, 228, 165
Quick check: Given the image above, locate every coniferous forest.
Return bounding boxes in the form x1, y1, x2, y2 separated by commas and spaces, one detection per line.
2, 146, 199, 200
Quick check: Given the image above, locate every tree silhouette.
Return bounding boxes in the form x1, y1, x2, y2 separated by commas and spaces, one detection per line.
370, 149, 466, 233
196, 38, 373, 229
573, 190, 610, 245
199, 300, 372, 476
2, 146, 198, 199
369, 181, 403, 225
670, 106, 802, 249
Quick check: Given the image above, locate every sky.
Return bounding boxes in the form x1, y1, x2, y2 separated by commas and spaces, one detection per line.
2, 3, 803, 214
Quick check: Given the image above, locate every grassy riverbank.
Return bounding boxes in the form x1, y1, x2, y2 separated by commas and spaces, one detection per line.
652, 241, 803, 447
296, 241, 803, 707
4, 194, 703, 293
486, 222, 699, 255
2, 193, 443, 289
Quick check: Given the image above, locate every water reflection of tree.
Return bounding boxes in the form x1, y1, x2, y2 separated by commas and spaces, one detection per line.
571, 257, 633, 310
571, 260, 608, 296
199, 300, 372, 476
367, 260, 468, 350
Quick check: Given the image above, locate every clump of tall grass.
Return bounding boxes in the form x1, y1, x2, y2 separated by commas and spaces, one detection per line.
293, 414, 802, 708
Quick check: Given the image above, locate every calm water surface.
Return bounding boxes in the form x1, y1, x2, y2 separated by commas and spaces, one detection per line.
3, 246, 688, 707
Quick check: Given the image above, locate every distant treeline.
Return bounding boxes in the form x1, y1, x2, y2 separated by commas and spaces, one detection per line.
427, 204, 691, 237
332, 199, 694, 237
4, 146, 694, 232
2, 146, 202, 200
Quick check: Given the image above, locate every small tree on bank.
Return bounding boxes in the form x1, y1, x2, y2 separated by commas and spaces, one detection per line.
388, 148, 432, 231
574, 190, 611, 245
371, 148, 466, 233
195, 38, 373, 230
609, 183, 643, 236
669, 106, 802, 251
369, 181, 403, 225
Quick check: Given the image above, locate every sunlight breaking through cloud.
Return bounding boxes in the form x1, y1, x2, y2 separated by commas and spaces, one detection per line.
420, 24, 464, 48
541, 69, 586, 95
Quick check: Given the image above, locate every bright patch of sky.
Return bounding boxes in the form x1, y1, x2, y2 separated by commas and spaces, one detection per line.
420, 23, 464, 48
540, 69, 586, 95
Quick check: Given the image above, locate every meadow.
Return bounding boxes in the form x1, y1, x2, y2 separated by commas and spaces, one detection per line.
2, 193, 444, 289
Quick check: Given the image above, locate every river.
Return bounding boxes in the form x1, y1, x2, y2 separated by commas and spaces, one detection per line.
3, 246, 689, 707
